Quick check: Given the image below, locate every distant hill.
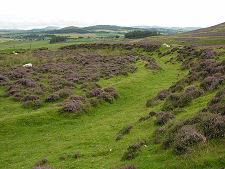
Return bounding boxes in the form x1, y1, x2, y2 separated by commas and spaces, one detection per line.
170, 27, 201, 31
84, 25, 140, 31
46, 26, 90, 34
84, 25, 193, 34
135, 22, 225, 46
42, 26, 60, 30
133, 26, 201, 34
133, 26, 201, 31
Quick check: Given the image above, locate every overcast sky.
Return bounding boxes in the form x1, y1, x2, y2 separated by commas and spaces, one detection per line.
0, 0, 224, 29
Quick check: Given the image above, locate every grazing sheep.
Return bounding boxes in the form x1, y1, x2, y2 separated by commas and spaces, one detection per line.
23, 63, 33, 67
13, 51, 18, 55
163, 43, 171, 47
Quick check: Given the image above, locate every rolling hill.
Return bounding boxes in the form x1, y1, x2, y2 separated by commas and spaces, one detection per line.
135, 22, 225, 46
46, 26, 91, 34
178, 22, 225, 37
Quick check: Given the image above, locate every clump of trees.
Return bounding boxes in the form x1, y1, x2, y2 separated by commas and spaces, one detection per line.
125, 30, 160, 39
50, 36, 67, 44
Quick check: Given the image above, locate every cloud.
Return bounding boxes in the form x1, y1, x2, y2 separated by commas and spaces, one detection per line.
0, 0, 224, 29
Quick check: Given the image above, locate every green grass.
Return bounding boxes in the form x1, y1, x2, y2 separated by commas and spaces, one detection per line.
0, 48, 224, 169
0, 40, 88, 50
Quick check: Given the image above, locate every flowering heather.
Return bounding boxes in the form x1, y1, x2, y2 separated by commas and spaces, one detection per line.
60, 100, 83, 113
173, 126, 206, 154
98, 91, 114, 103
200, 114, 225, 139
45, 94, 60, 102
86, 88, 103, 98
115, 164, 137, 169
205, 87, 225, 115
104, 86, 120, 99
200, 76, 222, 91
0, 75, 9, 82
16, 78, 37, 87
185, 86, 203, 99
154, 112, 175, 126
70, 95, 87, 102
0, 75, 10, 86
7, 71, 24, 80
22, 95, 40, 102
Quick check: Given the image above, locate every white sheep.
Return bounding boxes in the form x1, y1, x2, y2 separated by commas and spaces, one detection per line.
23, 63, 33, 67
163, 43, 171, 47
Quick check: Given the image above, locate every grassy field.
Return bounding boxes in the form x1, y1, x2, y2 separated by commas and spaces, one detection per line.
0, 37, 122, 50
0, 45, 224, 169
0, 40, 88, 50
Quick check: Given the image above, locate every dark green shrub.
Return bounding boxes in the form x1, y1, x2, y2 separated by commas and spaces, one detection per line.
170, 84, 184, 93
116, 125, 133, 140
22, 99, 43, 109
89, 98, 99, 107
149, 111, 157, 116
121, 141, 145, 160
177, 93, 193, 108
58, 89, 71, 99
138, 116, 150, 122
153, 127, 165, 144
50, 36, 67, 44
146, 98, 155, 107
125, 30, 160, 39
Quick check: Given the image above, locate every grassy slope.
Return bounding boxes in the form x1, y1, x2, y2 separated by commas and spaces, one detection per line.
0, 48, 224, 169
133, 22, 225, 46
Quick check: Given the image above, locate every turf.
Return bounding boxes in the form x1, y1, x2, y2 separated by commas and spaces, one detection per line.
0, 47, 224, 169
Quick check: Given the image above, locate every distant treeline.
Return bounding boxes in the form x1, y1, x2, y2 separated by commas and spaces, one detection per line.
50, 36, 67, 44
125, 30, 160, 39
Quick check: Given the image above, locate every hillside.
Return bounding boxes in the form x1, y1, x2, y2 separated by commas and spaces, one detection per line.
133, 26, 201, 34
134, 22, 225, 47
179, 22, 225, 37
0, 23, 225, 169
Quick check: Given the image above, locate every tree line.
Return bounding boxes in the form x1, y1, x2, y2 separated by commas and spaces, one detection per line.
124, 30, 160, 39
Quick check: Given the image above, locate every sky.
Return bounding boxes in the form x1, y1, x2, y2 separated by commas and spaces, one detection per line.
0, 0, 225, 29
